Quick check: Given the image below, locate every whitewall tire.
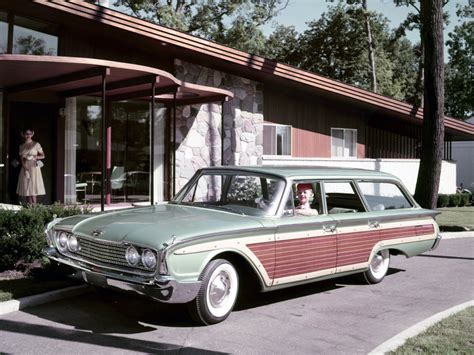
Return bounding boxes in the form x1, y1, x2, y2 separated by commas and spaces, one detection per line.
363, 249, 390, 284
188, 259, 239, 325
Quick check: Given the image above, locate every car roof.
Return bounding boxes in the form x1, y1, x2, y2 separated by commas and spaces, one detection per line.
200, 165, 399, 181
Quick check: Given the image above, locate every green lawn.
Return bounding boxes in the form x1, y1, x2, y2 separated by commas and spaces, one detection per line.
0, 277, 80, 302
436, 206, 474, 231
390, 306, 474, 354
0, 269, 81, 302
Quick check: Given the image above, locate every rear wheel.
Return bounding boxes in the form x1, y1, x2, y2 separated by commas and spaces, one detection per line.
188, 259, 239, 325
363, 249, 390, 284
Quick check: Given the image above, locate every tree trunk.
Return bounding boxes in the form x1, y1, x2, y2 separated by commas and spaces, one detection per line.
414, 0, 444, 209
362, 0, 377, 93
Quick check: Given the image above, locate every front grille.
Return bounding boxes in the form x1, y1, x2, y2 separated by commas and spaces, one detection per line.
75, 237, 150, 271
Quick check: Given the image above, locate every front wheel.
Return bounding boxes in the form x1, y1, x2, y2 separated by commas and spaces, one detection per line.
188, 259, 239, 325
363, 249, 390, 284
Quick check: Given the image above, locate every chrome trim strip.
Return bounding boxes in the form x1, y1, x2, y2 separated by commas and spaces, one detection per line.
431, 233, 442, 250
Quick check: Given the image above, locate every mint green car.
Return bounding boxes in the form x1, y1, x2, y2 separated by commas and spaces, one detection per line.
44, 166, 440, 324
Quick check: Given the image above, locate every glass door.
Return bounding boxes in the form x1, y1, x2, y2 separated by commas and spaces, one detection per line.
111, 101, 151, 204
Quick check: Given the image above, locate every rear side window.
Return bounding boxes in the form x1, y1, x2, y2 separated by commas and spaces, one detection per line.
323, 181, 366, 213
357, 181, 413, 210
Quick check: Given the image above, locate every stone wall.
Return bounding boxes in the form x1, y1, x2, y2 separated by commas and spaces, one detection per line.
174, 59, 263, 190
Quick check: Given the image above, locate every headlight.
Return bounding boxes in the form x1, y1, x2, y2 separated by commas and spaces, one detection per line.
125, 246, 140, 266
57, 231, 68, 252
67, 235, 80, 252
141, 249, 157, 269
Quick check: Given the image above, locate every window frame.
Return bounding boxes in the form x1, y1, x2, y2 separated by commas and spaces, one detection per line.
355, 179, 416, 211
321, 179, 368, 214
330, 128, 357, 158
1, 12, 59, 55
263, 123, 292, 157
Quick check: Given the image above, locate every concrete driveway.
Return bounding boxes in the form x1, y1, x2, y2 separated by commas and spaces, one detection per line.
0, 237, 472, 354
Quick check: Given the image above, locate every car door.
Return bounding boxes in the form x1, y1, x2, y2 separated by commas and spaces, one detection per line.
322, 180, 381, 273
272, 181, 337, 286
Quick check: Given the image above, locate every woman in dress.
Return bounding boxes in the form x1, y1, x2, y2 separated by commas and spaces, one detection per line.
16, 128, 45, 204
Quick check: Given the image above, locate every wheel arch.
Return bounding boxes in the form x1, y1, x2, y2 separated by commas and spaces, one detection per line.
207, 250, 265, 292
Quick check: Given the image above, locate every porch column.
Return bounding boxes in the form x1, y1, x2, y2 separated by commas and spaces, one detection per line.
172, 92, 177, 196
221, 99, 225, 166
101, 70, 108, 211
150, 79, 156, 204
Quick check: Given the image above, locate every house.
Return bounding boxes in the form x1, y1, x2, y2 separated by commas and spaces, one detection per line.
0, 0, 473, 209
452, 117, 474, 192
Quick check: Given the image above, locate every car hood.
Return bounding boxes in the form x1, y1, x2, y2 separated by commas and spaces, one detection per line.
54, 203, 266, 249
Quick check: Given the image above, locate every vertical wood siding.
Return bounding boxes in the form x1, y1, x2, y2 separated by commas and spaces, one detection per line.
264, 87, 367, 158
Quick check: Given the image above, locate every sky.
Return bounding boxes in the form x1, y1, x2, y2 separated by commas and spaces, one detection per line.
262, 0, 469, 49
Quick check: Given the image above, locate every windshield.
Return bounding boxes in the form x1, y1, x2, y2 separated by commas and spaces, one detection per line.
173, 172, 286, 217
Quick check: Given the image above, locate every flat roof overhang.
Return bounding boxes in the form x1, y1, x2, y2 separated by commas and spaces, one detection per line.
0, 54, 233, 104
20, 0, 473, 141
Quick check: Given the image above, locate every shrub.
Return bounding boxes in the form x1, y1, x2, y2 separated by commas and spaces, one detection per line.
449, 194, 462, 207
0, 203, 92, 271
459, 193, 470, 207
437, 194, 450, 208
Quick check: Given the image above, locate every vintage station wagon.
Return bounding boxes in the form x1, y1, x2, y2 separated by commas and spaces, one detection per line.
44, 166, 441, 324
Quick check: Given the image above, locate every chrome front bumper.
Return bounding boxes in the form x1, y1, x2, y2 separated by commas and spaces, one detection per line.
43, 247, 201, 304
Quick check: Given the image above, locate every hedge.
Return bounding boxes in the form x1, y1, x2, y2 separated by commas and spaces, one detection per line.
0, 203, 92, 271
437, 193, 472, 208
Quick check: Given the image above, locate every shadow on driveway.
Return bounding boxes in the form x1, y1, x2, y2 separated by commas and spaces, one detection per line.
0, 319, 224, 354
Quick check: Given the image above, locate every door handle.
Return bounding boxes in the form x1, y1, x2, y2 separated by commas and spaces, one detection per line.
368, 221, 380, 228
323, 224, 337, 233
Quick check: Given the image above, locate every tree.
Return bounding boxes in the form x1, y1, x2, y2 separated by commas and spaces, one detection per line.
107, 0, 288, 55
15, 35, 50, 55
278, 3, 417, 101
327, 0, 378, 92
264, 25, 300, 64
414, 0, 445, 209
444, 5, 473, 120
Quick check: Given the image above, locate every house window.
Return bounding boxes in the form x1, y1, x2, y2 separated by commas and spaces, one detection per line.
0, 12, 7, 54
12, 16, 58, 55
263, 124, 291, 156
331, 128, 357, 158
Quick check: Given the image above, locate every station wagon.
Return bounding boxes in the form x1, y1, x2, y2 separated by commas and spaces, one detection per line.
44, 166, 441, 324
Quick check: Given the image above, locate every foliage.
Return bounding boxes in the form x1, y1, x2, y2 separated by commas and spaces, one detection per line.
265, 3, 419, 102
444, 5, 474, 120
459, 193, 470, 207
0, 203, 92, 271
437, 194, 449, 207
448, 193, 461, 207
109, 0, 288, 55
438, 193, 471, 208
262, 24, 299, 63
15, 35, 53, 55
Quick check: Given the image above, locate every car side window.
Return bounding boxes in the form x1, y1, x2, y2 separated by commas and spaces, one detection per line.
323, 181, 366, 213
290, 181, 323, 216
357, 181, 413, 210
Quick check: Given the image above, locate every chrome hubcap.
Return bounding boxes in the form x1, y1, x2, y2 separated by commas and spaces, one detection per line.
209, 271, 230, 308
371, 254, 384, 272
